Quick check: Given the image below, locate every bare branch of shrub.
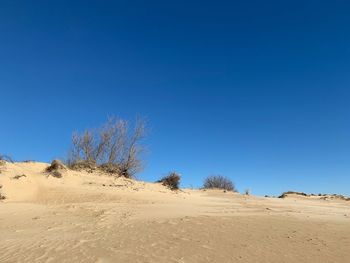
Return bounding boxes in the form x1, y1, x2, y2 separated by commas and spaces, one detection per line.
0, 154, 14, 163
203, 175, 237, 192
67, 117, 146, 178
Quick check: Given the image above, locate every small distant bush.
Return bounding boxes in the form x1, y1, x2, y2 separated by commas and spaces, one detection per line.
203, 175, 236, 192
158, 172, 181, 190
278, 191, 308, 198
0, 154, 13, 163
67, 116, 146, 178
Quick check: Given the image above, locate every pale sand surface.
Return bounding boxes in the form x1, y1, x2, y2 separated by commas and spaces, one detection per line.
0, 162, 349, 263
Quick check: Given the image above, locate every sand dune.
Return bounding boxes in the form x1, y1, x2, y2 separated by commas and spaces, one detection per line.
0, 162, 349, 262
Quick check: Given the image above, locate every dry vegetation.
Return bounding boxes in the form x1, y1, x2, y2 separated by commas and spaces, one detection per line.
0, 154, 13, 163
157, 172, 181, 190
67, 117, 146, 178
203, 175, 236, 192
279, 191, 308, 198
0, 154, 13, 173
45, 160, 67, 178
0, 154, 11, 174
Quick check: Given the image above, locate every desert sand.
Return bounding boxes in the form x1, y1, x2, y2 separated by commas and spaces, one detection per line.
0, 161, 349, 263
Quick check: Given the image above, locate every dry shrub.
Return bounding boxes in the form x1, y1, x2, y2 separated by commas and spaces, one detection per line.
0, 160, 5, 173
0, 154, 13, 163
0, 155, 12, 174
98, 163, 120, 174
278, 191, 308, 198
45, 160, 66, 178
51, 171, 63, 178
203, 175, 236, 192
67, 117, 146, 178
46, 160, 66, 172
68, 160, 97, 171
158, 172, 181, 190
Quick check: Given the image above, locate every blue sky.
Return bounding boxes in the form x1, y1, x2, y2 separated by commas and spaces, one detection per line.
1, 0, 349, 196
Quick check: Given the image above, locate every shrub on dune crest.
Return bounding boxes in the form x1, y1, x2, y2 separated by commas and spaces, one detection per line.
46, 160, 66, 172
0, 154, 13, 173
203, 175, 237, 192
278, 191, 308, 198
67, 160, 97, 172
0, 154, 13, 163
158, 172, 181, 190
67, 116, 146, 178
45, 160, 67, 178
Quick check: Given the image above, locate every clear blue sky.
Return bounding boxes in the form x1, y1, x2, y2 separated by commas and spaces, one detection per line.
1, 0, 349, 196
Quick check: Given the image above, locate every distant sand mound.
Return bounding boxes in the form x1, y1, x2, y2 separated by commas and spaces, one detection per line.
279, 191, 350, 201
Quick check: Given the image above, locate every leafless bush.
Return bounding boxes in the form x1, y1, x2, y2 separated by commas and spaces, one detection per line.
203, 175, 236, 192
0, 154, 13, 163
46, 160, 67, 172
45, 160, 66, 178
158, 172, 181, 190
67, 117, 146, 178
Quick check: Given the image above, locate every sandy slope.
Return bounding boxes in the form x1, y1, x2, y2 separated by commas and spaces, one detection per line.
0, 162, 349, 263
